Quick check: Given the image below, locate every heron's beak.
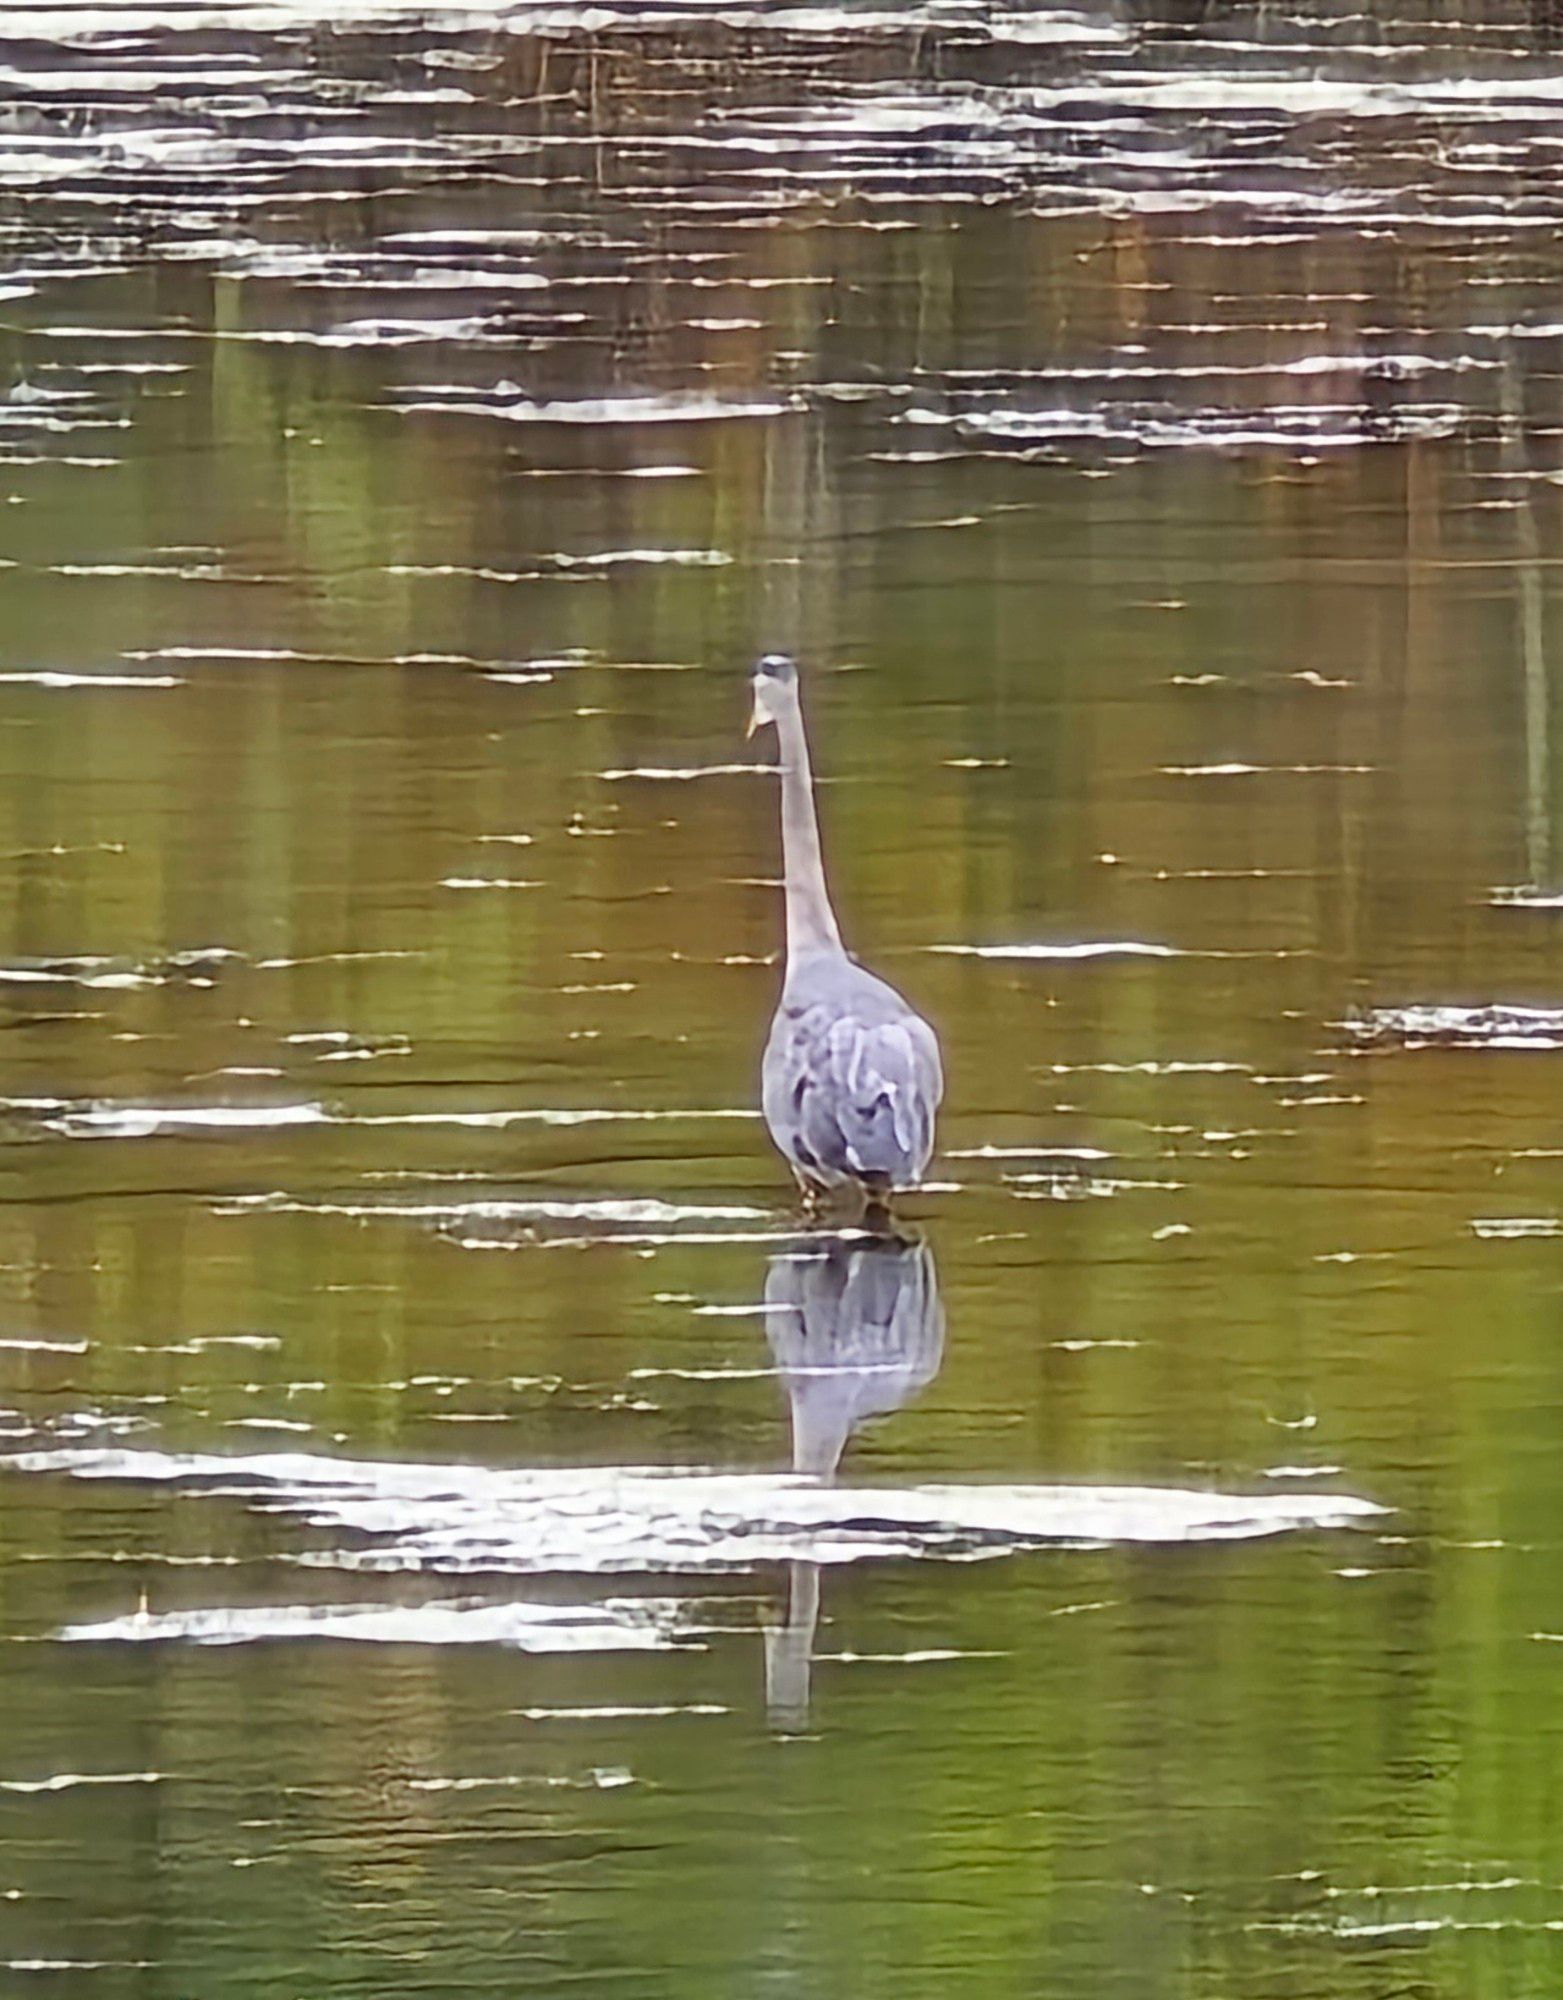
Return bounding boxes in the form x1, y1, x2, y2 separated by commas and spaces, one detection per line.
744, 697, 761, 740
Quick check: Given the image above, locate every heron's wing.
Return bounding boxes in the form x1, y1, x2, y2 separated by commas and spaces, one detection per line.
787, 1002, 943, 1184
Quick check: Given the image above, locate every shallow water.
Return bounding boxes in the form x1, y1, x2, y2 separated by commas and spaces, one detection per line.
3, 0, 1563, 1993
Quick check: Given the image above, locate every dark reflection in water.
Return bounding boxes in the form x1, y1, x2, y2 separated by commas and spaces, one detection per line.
762, 1230, 945, 1729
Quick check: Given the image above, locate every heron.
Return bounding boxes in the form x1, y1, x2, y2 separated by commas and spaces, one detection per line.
746, 653, 944, 1215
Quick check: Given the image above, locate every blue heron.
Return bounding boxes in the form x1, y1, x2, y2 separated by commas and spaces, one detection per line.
746, 654, 944, 1213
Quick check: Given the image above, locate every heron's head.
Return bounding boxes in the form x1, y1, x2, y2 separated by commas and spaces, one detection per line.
746, 653, 799, 739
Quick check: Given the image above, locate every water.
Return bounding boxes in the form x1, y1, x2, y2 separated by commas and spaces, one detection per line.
3, 0, 1563, 1991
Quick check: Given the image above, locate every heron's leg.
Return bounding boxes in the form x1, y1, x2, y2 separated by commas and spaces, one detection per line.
862, 1192, 895, 1234
859, 1173, 896, 1235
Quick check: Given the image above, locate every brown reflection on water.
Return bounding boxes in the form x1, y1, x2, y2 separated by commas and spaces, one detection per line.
2, 1, 1563, 1994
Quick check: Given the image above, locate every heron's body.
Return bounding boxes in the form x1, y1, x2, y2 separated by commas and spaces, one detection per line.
748, 655, 943, 1208
763, 949, 941, 1196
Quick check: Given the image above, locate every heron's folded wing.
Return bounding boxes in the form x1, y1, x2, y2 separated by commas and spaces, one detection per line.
797, 1009, 943, 1181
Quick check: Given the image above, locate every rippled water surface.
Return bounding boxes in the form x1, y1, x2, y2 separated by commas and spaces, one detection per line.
4, 0, 1563, 1992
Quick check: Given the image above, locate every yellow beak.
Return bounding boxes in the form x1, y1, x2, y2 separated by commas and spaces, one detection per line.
744, 702, 760, 740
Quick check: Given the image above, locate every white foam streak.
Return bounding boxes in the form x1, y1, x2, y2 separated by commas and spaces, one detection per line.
930, 940, 1180, 960
1343, 1004, 1563, 1050
39, 1099, 758, 1140
0, 671, 183, 688
5, 1439, 1384, 1583
394, 389, 799, 425
44, 1104, 327, 1138
598, 764, 773, 782
59, 1597, 694, 1652
0, 1771, 161, 1793
220, 1194, 772, 1228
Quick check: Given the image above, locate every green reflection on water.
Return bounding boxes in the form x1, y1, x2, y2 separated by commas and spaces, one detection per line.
3, 2, 1563, 1993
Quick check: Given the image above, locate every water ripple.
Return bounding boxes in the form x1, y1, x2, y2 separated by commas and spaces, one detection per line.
2, 1434, 1384, 1581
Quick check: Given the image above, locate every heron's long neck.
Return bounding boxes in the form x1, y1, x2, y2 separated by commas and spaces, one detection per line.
775, 696, 843, 960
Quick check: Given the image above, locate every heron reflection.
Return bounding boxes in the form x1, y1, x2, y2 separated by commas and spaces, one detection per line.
761, 1229, 944, 1730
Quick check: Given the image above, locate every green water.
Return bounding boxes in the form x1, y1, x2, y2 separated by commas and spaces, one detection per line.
2, 1, 1563, 1993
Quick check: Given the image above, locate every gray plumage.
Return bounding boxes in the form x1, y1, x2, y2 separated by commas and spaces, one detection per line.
763, 961, 942, 1195
747, 654, 944, 1204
